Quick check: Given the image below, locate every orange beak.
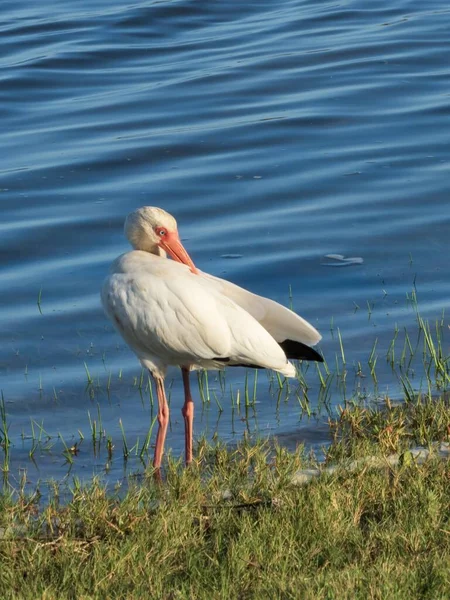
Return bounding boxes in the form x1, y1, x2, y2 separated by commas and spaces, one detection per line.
160, 231, 198, 275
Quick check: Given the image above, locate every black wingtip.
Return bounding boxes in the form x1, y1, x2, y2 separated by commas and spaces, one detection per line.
214, 357, 264, 369
279, 339, 323, 362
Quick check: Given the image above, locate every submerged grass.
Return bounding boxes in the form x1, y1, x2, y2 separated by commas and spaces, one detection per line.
0, 425, 449, 599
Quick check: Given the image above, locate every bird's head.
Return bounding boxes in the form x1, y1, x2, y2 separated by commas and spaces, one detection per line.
124, 206, 198, 274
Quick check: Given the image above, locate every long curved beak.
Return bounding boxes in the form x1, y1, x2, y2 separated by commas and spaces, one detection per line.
160, 233, 198, 275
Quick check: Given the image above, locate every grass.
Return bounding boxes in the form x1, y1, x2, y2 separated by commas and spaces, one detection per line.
0, 422, 449, 599
1, 392, 450, 598
326, 393, 450, 462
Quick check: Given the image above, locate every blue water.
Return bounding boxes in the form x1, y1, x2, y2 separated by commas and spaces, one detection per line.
1, 0, 449, 491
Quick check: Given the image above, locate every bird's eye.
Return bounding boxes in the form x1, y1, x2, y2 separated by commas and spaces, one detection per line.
156, 228, 167, 236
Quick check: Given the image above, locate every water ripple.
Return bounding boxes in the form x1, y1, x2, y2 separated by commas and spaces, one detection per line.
0, 0, 449, 483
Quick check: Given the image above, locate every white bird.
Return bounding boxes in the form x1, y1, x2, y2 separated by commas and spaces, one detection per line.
102, 207, 323, 470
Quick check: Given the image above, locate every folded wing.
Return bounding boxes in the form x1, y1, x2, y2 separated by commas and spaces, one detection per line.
102, 261, 296, 376
199, 271, 322, 362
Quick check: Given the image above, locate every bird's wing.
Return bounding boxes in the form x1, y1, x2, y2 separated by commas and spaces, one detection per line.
102, 267, 294, 375
198, 271, 322, 346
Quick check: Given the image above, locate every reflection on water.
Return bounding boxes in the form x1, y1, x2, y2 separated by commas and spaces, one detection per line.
1, 0, 449, 491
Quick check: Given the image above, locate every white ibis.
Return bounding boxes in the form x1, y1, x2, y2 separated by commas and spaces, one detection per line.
102, 207, 323, 470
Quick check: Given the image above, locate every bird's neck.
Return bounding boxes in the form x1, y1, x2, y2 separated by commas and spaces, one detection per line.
154, 246, 167, 259
135, 243, 167, 258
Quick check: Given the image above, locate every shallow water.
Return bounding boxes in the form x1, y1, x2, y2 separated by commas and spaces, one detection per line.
1, 0, 449, 493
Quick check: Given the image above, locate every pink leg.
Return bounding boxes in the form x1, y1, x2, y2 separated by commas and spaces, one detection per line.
153, 375, 170, 470
181, 367, 194, 465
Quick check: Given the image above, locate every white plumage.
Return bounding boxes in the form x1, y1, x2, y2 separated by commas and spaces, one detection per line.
102, 207, 322, 469
198, 270, 322, 347
103, 252, 298, 377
